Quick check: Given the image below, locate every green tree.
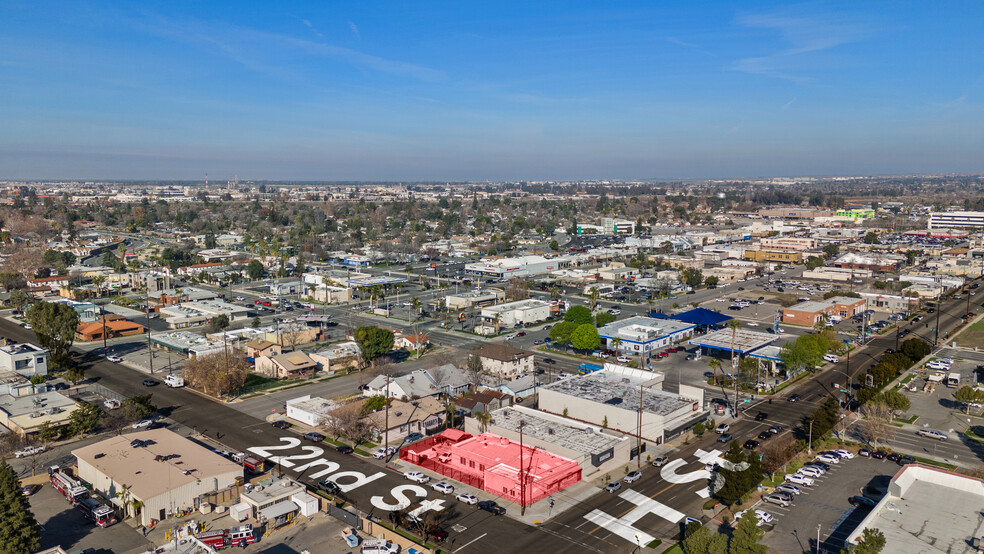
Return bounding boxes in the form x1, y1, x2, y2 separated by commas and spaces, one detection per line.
564, 305, 594, 326
704, 276, 720, 288
843, 528, 886, 554
549, 321, 578, 345
714, 442, 763, 506
101, 249, 118, 267
251, 317, 261, 328
900, 338, 931, 362
804, 396, 841, 440
64, 365, 85, 385
549, 239, 559, 251
570, 324, 601, 351
37, 421, 57, 445
825, 290, 860, 299
805, 255, 826, 270
0, 458, 41, 553
25, 301, 80, 369
863, 231, 880, 244
594, 311, 617, 327
681, 267, 704, 289
206, 314, 231, 334
880, 389, 911, 413
122, 394, 156, 421
903, 250, 921, 266
361, 395, 388, 415
694, 421, 706, 436
822, 244, 840, 258
68, 401, 104, 436
354, 326, 395, 363
8, 288, 30, 314
729, 509, 767, 554
246, 259, 265, 280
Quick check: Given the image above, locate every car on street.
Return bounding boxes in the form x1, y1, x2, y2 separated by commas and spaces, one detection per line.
717, 433, 733, 443
142, 378, 158, 387
651, 455, 669, 467
317, 479, 341, 495
758, 431, 772, 440
623, 471, 642, 483
132, 419, 153, 429
432, 482, 455, 495
405, 433, 424, 442
542, 358, 556, 364
898, 455, 916, 465
715, 423, 730, 434
14, 445, 45, 458
605, 481, 622, 493
743, 440, 760, 449
616, 355, 630, 363
787, 394, 800, 402
303, 432, 325, 442
336, 445, 354, 454
456, 493, 479, 505
372, 447, 396, 459
477, 500, 506, 515
107, 355, 123, 363
769, 424, 783, 434
755, 412, 768, 421
516, 332, 526, 337
848, 495, 877, 508
403, 471, 431, 484
272, 420, 291, 430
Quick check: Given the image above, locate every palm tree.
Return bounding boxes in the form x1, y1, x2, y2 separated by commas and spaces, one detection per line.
550, 286, 561, 301
708, 357, 722, 385
475, 411, 491, 433
727, 319, 742, 376
491, 313, 501, 335
589, 286, 600, 310
612, 337, 623, 355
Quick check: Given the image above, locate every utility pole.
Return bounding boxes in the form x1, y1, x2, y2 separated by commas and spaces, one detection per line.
634, 384, 645, 468
519, 420, 527, 516
807, 419, 814, 454
146, 267, 154, 375
384, 373, 390, 461
934, 277, 943, 347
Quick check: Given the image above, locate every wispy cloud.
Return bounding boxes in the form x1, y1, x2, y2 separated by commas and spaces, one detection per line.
663, 37, 714, 57
731, 10, 872, 83
129, 14, 444, 82
348, 21, 360, 40
781, 96, 797, 111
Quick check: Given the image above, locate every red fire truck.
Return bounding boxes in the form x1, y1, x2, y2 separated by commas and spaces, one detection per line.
233, 452, 265, 473
49, 466, 88, 505
76, 497, 118, 527
196, 525, 257, 549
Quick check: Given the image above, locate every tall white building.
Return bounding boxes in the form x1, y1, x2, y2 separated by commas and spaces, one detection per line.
928, 211, 984, 230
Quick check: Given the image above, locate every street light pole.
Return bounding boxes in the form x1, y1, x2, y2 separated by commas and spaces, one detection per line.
519, 420, 527, 516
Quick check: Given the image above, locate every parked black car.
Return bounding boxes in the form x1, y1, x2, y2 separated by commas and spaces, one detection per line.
272, 420, 291, 430
336, 445, 354, 454
477, 500, 506, 515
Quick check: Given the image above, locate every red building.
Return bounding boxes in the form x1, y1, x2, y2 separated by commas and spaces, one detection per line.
401, 430, 581, 506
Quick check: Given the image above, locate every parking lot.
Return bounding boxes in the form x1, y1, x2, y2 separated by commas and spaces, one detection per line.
27, 478, 152, 554
752, 453, 899, 553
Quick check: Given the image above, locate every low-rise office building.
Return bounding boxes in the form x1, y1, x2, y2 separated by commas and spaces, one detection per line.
479, 299, 552, 330
159, 300, 249, 329
73, 429, 242, 525
444, 288, 505, 310
0, 343, 48, 378
782, 296, 867, 325
0, 390, 78, 435
598, 316, 697, 359
538, 364, 705, 445
465, 255, 568, 278
832, 252, 904, 272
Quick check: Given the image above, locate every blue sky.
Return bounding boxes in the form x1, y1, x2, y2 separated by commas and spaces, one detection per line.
1, 1, 983, 181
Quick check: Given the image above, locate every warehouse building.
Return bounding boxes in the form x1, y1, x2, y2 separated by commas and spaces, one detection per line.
466, 405, 631, 480
538, 364, 705, 445
73, 429, 242, 526
465, 255, 569, 278
480, 299, 552, 329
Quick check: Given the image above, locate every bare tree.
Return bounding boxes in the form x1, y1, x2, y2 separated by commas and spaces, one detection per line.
183, 350, 251, 396
858, 402, 895, 447
759, 434, 797, 478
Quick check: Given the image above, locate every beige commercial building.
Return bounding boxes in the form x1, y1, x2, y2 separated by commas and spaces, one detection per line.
73, 429, 242, 525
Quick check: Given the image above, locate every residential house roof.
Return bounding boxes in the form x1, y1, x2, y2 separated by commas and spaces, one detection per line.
472, 343, 534, 363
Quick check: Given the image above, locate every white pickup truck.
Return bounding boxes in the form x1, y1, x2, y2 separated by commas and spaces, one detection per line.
164, 374, 185, 388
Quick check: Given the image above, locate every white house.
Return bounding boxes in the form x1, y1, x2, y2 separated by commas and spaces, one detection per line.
0, 343, 48, 378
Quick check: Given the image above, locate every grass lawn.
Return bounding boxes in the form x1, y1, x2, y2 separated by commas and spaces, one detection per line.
894, 414, 919, 424
955, 320, 984, 348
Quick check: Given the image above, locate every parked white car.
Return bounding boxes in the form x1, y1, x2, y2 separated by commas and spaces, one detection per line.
372, 447, 397, 459
103, 399, 121, 410
616, 356, 630, 363
14, 445, 45, 458
785, 473, 815, 486
733, 509, 773, 526
403, 471, 430, 484
815, 454, 840, 464
456, 493, 478, 505
132, 419, 153, 429
823, 354, 839, 363
432, 482, 455, 495
797, 466, 824, 478
834, 449, 855, 459
715, 423, 730, 434
107, 355, 123, 363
